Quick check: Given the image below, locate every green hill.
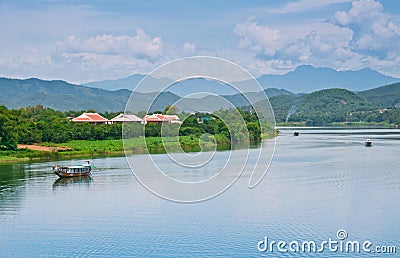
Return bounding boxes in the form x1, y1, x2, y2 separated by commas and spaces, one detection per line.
267, 88, 377, 125
357, 82, 400, 108
268, 94, 298, 122
290, 88, 375, 125
1, 77, 399, 125
0, 78, 180, 112
0, 78, 130, 112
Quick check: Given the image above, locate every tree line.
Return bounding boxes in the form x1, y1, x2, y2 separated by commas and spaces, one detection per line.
268, 88, 400, 126
0, 105, 122, 150
0, 105, 265, 151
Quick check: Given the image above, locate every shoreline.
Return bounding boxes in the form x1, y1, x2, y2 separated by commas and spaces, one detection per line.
0, 134, 268, 164
5, 125, 396, 164
276, 122, 399, 128
0, 137, 230, 164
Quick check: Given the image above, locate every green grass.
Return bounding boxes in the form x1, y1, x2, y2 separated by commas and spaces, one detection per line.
330, 121, 394, 127
55, 139, 125, 154
58, 136, 222, 155
277, 121, 396, 128
0, 149, 65, 162
0, 135, 229, 163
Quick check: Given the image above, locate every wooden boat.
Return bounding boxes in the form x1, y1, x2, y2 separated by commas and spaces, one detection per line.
53, 161, 93, 178
365, 139, 372, 147
293, 131, 300, 136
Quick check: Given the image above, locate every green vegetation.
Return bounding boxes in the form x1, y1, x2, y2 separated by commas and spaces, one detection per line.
358, 82, 400, 108
289, 89, 375, 125
1, 79, 400, 162
0, 77, 130, 112
269, 87, 400, 126
0, 105, 270, 162
0, 137, 221, 162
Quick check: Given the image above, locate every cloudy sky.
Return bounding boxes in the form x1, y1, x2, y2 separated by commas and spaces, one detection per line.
1, 0, 400, 83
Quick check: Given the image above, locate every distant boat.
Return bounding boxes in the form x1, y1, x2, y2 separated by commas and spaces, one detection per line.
293, 131, 300, 136
365, 139, 372, 147
53, 161, 93, 178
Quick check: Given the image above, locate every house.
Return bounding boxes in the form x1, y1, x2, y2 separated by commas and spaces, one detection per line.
110, 113, 142, 124
72, 113, 109, 124
142, 114, 182, 124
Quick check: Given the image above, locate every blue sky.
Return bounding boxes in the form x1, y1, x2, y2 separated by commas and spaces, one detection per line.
1, 0, 400, 83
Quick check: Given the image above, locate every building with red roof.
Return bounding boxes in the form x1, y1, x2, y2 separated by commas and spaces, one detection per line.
142, 114, 182, 124
71, 113, 109, 124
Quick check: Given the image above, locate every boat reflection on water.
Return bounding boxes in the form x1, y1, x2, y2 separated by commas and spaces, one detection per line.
52, 176, 93, 189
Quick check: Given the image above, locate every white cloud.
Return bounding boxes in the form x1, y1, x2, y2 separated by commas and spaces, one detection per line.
232, 0, 400, 78
234, 20, 281, 56
234, 19, 353, 60
334, 0, 383, 26
2, 0, 400, 82
334, 0, 400, 51
0, 28, 166, 83
182, 43, 196, 54
269, 0, 352, 14
55, 28, 163, 59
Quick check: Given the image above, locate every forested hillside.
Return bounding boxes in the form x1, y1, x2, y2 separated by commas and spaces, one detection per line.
1, 77, 399, 127
268, 87, 400, 125
357, 82, 400, 108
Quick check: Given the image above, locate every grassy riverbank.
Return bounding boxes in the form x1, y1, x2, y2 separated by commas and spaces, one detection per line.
0, 135, 232, 163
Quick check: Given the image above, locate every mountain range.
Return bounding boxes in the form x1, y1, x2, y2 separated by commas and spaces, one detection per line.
0, 66, 399, 120
0, 77, 294, 113
0, 78, 130, 112
83, 65, 400, 93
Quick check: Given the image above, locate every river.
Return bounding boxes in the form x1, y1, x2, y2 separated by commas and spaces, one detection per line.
0, 128, 399, 257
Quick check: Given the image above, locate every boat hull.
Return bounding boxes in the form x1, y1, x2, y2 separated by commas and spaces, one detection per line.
54, 171, 91, 178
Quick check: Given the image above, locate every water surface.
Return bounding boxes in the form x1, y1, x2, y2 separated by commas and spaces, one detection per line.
0, 129, 399, 257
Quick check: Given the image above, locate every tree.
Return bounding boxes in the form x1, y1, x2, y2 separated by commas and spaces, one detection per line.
163, 105, 179, 115
0, 106, 17, 150
247, 122, 261, 141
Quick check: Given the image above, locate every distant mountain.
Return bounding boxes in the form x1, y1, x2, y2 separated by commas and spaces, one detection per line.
1, 76, 399, 124
129, 88, 293, 113
0, 77, 295, 113
221, 88, 293, 109
84, 76, 258, 95
357, 82, 400, 108
83, 65, 400, 94
0, 77, 179, 113
0, 78, 129, 112
83, 74, 176, 93
83, 74, 145, 91
256, 65, 399, 93
127, 91, 181, 113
